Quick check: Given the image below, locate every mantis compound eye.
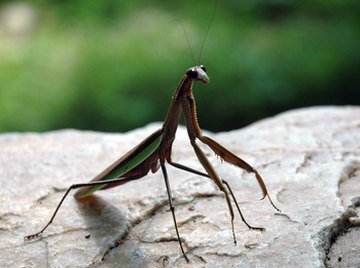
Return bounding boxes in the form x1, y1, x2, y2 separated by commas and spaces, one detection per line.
200, 65, 207, 73
186, 69, 198, 78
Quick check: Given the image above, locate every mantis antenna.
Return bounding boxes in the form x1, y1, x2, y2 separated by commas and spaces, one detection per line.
197, 1, 217, 64
177, 0, 217, 65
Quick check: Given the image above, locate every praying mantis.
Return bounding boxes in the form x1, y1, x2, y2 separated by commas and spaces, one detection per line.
25, 64, 280, 262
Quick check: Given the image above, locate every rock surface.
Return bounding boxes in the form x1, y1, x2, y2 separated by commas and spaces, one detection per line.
0, 106, 359, 268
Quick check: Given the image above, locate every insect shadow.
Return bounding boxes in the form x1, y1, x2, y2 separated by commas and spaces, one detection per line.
76, 195, 130, 252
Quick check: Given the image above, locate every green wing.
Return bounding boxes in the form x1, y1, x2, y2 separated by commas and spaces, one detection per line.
76, 129, 163, 198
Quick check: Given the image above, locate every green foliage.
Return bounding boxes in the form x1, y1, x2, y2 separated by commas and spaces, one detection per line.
0, 1, 359, 132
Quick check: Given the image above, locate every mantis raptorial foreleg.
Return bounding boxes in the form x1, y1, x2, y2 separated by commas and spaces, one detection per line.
198, 135, 280, 211
189, 139, 238, 244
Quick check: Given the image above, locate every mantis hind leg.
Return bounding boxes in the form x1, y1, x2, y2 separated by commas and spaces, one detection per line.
24, 176, 142, 241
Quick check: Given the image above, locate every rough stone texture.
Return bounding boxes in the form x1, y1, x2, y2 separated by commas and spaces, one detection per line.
0, 106, 359, 268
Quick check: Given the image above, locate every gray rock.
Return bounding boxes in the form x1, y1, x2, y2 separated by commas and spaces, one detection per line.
0, 106, 359, 268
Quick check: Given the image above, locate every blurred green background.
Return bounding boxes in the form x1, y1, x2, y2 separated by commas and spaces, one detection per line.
0, 0, 359, 133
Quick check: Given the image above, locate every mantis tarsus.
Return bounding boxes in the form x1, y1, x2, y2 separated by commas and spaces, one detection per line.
25, 65, 280, 262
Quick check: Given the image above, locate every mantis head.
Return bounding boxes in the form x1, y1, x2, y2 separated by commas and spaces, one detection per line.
186, 65, 209, 84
